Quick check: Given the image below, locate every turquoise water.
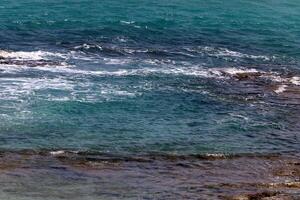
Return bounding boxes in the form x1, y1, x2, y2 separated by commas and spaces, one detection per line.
0, 0, 300, 155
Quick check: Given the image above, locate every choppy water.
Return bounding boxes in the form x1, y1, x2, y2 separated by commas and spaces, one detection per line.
0, 0, 300, 199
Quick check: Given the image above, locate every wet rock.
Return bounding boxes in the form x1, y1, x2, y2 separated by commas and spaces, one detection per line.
261, 194, 294, 200
233, 72, 264, 81
273, 161, 300, 177
225, 191, 285, 200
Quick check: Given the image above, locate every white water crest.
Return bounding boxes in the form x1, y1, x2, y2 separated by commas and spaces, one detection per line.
0, 50, 67, 60
185, 46, 274, 61
274, 85, 287, 94
290, 76, 300, 85
1, 55, 299, 89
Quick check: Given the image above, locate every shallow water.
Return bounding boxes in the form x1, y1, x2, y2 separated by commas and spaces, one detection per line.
0, 0, 300, 199
0, 150, 300, 199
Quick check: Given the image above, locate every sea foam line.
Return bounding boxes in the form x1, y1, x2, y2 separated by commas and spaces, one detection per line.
2, 60, 300, 88
185, 46, 274, 61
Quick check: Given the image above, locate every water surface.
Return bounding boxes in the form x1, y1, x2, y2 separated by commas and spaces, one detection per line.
0, 0, 300, 199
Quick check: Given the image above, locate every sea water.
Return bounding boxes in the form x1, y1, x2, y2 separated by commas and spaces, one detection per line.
0, 1, 300, 199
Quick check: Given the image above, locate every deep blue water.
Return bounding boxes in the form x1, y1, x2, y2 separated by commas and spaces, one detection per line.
0, 0, 300, 155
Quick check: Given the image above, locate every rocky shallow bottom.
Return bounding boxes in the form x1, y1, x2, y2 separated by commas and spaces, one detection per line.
0, 150, 299, 199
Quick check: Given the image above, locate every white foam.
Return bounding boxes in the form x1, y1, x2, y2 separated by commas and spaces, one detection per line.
263, 74, 286, 83
120, 20, 135, 25
0, 76, 141, 103
263, 75, 300, 86
2, 64, 260, 80
205, 153, 226, 158
74, 44, 102, 50
290, 76, 300, 85
116, 37, 128, 43
229, 113, 249, 121
0, 50, 67, 61
2, 55, 296, 90
274, 85, 287, 94
123, 48, 148, 54
214, 48, 271, 60
185, 46, 273, 60
50, 150, 65, 156
220, 67, 259, 75
103, 58, 131, 65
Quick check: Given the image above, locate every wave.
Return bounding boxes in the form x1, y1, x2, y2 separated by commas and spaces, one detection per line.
1, 49, 299, 104
29, 66, 300, 88
74, 44, 103, 51
274, 85, 287, 94
0, 50, 67, 61
290, 76, 300, 85
70, 44, 275, 61
0, 76, 139, 103
0, 50, 69, 68
0, 149, 285, 162
185, 46, 275, 61
0, 48, 296, 86
1, 57, 299, 92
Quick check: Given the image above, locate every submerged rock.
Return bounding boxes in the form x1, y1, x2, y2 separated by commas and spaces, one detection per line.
233, 72, 264, 81
226, 192, 293, 200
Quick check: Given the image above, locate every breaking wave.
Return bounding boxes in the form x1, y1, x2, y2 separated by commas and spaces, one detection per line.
0, 50, 67, 61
